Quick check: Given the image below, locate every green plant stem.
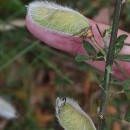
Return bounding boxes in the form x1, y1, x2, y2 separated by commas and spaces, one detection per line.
109, 90, 124, 95
90, 37, 107, 60
98, 0, 122, 130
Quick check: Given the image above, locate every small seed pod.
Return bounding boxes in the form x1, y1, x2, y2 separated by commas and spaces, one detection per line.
56, 97, 96, 130
27, 1, 91, 37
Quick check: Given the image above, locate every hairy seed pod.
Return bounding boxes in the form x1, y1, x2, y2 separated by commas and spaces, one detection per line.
56, 97, 96, 130
27, 1, 91, 37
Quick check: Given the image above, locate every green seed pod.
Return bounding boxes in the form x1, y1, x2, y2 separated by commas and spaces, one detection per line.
27, 1, 90, 36
56, 97, 96, 130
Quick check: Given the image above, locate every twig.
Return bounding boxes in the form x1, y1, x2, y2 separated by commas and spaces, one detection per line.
98, 0, 122, 130
114, 61, 130, 79
90, 37, 107, 60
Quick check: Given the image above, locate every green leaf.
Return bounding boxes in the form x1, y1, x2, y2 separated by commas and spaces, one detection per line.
96, 24, 103, 37
111, 80, 130, 93
115, 55, 130, 62
79, 64, 94, 71
75, 55, 93, 61
83, 40, 96, 56
111, 80, 130, 85
122, 80, 130, 93
123, 85, 130, 93
103, 27, 112, 37
115, 34, 128, 54
95, 51, 104, 61
124, 110, 130, 122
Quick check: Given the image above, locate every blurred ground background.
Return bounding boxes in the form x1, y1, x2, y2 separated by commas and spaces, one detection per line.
0, 0, 130, 130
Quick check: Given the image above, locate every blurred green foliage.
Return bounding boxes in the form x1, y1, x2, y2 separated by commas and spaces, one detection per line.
0, 0, 130, 130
